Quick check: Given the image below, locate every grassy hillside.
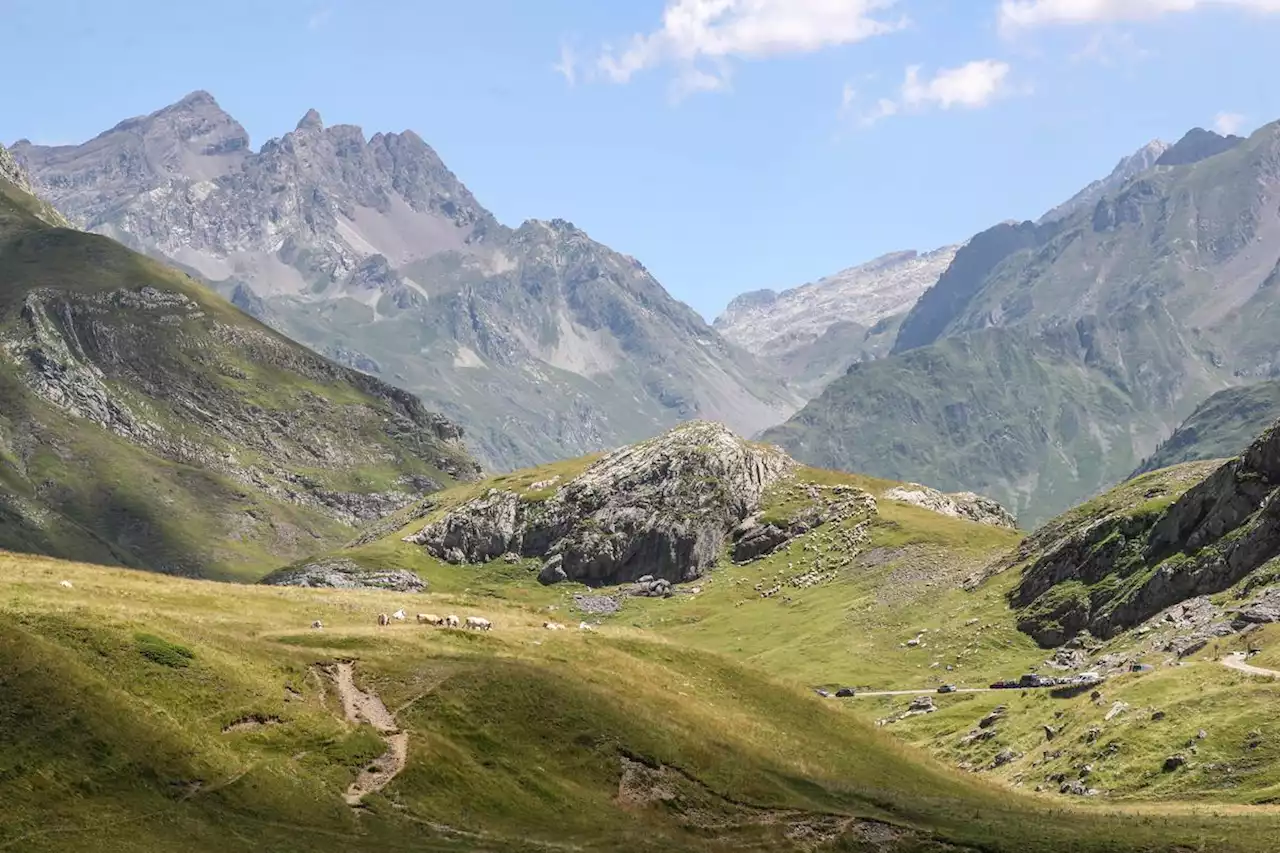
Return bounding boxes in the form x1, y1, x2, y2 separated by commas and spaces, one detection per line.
10, 550, 1280, 852
0, 163, 478, 580
1135, 381, 1280, 475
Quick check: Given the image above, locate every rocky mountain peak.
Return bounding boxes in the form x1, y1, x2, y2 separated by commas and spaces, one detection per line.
1039, 138, 1170, 224
1155, 127, 1245, 167
296, 108, 324, 132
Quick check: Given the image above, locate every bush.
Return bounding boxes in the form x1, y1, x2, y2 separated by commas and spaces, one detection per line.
135, 633, 196, 668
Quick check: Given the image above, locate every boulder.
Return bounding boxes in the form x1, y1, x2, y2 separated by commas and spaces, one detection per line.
538, 555, 568, 586
990, 748, 1021, 768
978, 706, 1007, 729
1163, 754, 1187, 772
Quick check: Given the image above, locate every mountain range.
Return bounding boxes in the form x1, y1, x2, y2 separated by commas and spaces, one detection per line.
764, 125, 1280, 524
13, 92, 801, 471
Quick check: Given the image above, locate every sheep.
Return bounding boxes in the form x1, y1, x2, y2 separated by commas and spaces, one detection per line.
543, 621, 566, 631
417, 613, 444, 625
465, 616, 492, 631
392, 609, 406, 621
377, 613, 390, 626
58, 580, 73, 589
444, 614, 460, 628
578, 622, 595, 632
311, 620, 323, 630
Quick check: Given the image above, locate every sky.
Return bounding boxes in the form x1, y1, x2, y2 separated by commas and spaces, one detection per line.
3, 0, 1280, 320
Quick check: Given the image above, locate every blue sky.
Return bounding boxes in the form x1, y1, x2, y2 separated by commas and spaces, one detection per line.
4, 0, 1280, 319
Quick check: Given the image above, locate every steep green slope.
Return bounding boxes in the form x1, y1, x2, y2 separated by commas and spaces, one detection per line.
0, 157, 478, 580
9, 551, 1280, 852
762, 326, 1201, 526
1136, 380, 1280, 475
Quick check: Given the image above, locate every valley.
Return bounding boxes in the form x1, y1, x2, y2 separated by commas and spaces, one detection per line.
6, 36, 1280, 851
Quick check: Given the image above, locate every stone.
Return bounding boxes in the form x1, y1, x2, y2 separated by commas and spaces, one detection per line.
1163, 754, 1187, 772
883, 483, 1017, 528
991, 748, 1021, 768
1042, 725, 1058, 741
1104, 701, 1129, 722
538, 555, 568, 586
978, 706, 1007, 729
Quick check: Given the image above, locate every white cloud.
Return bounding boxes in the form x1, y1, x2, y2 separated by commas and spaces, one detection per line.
554, 42, 579, 85
1000, 0, 1280, 32
859, 60, 1014, 125
1214, 111, 1247, 135
596, 0, 907, 96
840, 82, 858, 111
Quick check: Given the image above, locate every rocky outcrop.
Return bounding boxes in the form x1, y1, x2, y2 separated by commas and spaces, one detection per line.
405, 422, 796, 585
1, 143, 34, 194
261, 557, 426, 591
1016, 421, 1280, 645
884, 484, 1016, 529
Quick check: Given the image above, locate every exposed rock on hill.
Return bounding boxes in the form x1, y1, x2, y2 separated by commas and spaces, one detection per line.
1014, 420, 1280, 645
884, 484, 1016, 529
15, 93, 799, 471
0, 151, 478, 579
260, 557, 426, 591
405, 421, 795, 585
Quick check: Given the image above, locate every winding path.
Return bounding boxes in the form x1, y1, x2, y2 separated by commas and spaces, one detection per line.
330, 662, 408, 806
1222, 651, 1280, 678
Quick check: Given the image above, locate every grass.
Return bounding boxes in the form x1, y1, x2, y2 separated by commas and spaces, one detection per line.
12, 551, 1280, 851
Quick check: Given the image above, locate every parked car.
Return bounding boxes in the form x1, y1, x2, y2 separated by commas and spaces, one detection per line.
835, 687, 856, 698
937, 684, 957, 694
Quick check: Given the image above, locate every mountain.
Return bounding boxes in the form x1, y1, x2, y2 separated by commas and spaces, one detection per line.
13, 93, 800, 471
1154, 126, 1246, 167
714, 246, 957, 397
0, 143, 478, 580
766, 120, 1280, 524
1038, 139, 1168, 223
1134, 379, 1280, 475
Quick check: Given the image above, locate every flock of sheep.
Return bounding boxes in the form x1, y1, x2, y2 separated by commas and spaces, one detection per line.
307, 609, 596, 632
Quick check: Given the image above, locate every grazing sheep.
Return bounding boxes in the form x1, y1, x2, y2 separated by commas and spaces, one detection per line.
311, 620, 323, 630
445, 614, 460, 628
417, 613, 444, 625
58, 580, 73, 589
578, 622, 595, 632
465, 616, 492, 631
392, 609, 406, 621
377, 613, 390, 626
543, 621, 566, 631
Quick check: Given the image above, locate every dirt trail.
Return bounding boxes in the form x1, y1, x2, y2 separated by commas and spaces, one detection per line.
329, 662, 408, 806
1223, 651, 1280, 678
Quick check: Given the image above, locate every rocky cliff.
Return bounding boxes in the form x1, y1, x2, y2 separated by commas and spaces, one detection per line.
0, 150, 479, 579
1038, 139, 1168, 224
14, 93, 799, 471
1013, 418, 1280, 646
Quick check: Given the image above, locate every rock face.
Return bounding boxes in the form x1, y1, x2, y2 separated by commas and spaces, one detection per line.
714, 247, 957, 398
0, 161, 478, 579
14, 93, 800, 471
405, 421, 796, 585
261, 557, 426, 591
883, 484, 1016, 529
1133, 379, 1280, 476
1015, 421, 1280, 645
